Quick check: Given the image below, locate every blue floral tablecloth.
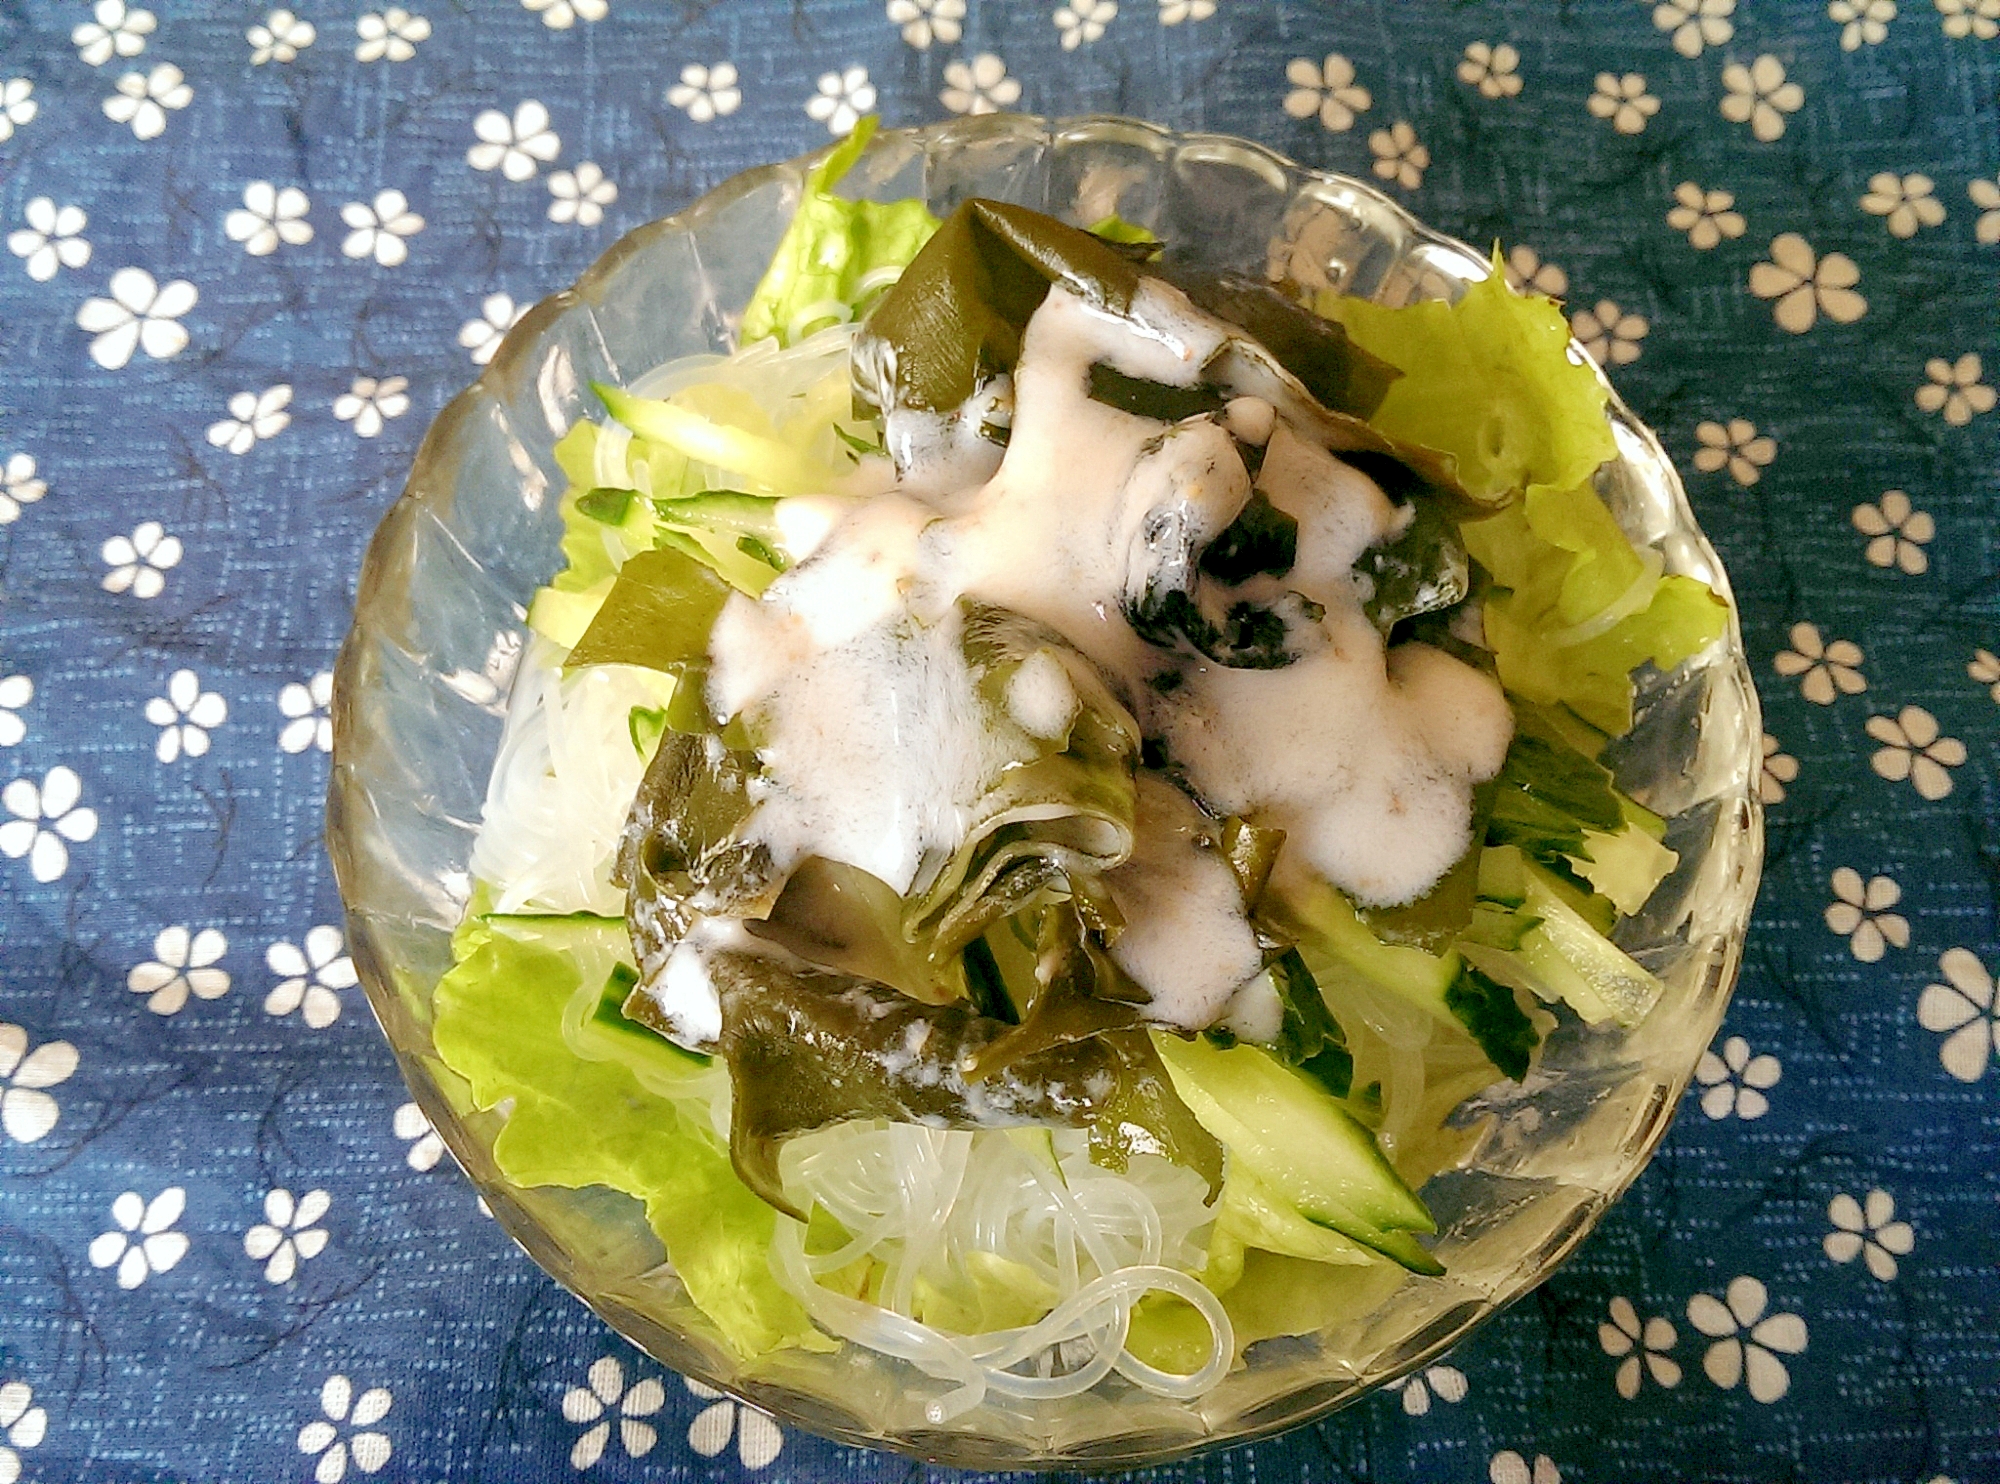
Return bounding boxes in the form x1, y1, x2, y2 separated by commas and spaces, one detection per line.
0, 1, 1995, 1480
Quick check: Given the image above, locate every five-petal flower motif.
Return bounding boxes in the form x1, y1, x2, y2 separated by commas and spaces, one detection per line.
1720, 56, 1803, 141
76, 268, 198, 369
458, 293, 528, 365
1054, 0, 1117, 48
1504, 244, 1567, 297
1917, 948, 1998, 1082
0, 674, 30, 747
1489, 1452, 1561, 1484
1686, 1277, 1807, 1402
1654, 0, 1735, 55
1599, 1297, 1681, 1398
245, 1187, 332, 1282
941, 54, 1023, 115
1369, 121, 1429, 190
226, 181, 314, 256
0, 1379, 48, 1482
1587, 72, 1659, 134
1694, 1034, 1780, 1119
0, 454, 45, 525
101, 521, 183, 598
298, 1375, 392, 1484
8, 199, 91, 282
1969, 648, 2000, 704
1391, 1363, 1467, 1415
1458, 42, 1522, 98
806, 66, 875, 134
74, 0, 156, 65
1668, 183, 1745, 250
1571, 299, 1648, 367
1935, 0, 2000, 38
0, 79, 34, 142
563, 1356, 665, 1469
1693, 417, 1774, 484
247, 9, 315, 63
145, 668, 227, 761
1760, 733, 1799, 803
207, 385, 294, 454
1865, 706, 1966, 799
334, 376, 410, 438
1914, 353, 1994, 425
548, 163, 617, 226
667, 63, 740, 121
522, 0, 607, 27
1774, 621, 1865, 704
1971, 176, 2000, 242
265, 925, 357, 1028
887, 0, 965, 47
393, 1101, 445, 1170
1852, 489, 1933, 573
1824, 1189, 1915, 1279
89, 1188, 189, 1289
355, 8, 430, 61
685, 1379, 783, 1470
340, 190, 425, 267
1824, 868, 1909, 962
1830, 0, 1897, 47
129, 926, 230, 1014
1283, 54, 1371, 133
1, 767, 97, 883
104, 63, 191, 139
469, 101, 562, 180
1749, 234, 1866, 332
1860, 172, 1944, 237
0, 1024, 77, 1144
278, 669, 331, 751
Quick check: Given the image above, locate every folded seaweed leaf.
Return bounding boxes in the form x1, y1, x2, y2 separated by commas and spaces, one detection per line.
564, 547, 733, 674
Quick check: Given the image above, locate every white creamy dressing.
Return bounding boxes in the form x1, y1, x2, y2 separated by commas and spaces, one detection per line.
698, 278, 1512, 1032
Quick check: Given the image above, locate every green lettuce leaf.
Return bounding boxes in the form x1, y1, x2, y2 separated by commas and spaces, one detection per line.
1315, 251, 1616, 502
432, 916, 821, 1358
738, 116, 941, 348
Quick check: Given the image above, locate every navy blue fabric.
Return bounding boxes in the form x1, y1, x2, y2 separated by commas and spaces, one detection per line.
0, 2, 1995, 1481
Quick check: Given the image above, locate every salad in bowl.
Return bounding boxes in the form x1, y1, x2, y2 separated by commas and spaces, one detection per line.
330, 115, 1761, 1465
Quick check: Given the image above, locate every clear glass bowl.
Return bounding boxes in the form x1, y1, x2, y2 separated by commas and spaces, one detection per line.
328, 114, 1763, 1468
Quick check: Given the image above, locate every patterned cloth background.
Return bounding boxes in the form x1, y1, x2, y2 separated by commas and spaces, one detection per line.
0, 0, 1995, 1480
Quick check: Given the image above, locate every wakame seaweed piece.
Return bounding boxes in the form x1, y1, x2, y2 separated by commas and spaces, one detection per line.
1126, 587, 1323, 670
1089, 1029, 1225, 1196
1199, 490, 1299, 584
1356, 778, 1494, 951
565, 547, 733, 675
1485, 703, 1626, 863
960, 899, 1145, 1083
961, 935, 1015, 1023
1358, 491, 1471, 635
1443, 961, 1538, 1082
1267, 949, 1355, 1099
1221, 816, 1286, 908
574, 486, 636, 525
746, 855, 960, 1006
1086, 362, 1231, 424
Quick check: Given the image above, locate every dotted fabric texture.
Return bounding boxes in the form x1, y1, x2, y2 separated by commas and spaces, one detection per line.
0, 2, 1996, 1482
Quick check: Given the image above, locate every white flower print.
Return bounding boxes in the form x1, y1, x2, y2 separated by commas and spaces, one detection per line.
298, 1375, 392, 1484
1157, 0, 1214, 21
0, 1025, 76, 1144
224, 181, 313, 257
207, 385, 293, 455
469, 101, 561, 181
0, 767, 97, 884
667, 63, 740, 122
1918, 948, 1998, 1082
1852, 490, 1933, 573
0, 1379, 48, 1483
340, 190, 425, 267
1760, 732, 1799, 804
887, 0, 964, 48
563, 1357, 665, 1469
1695, 1034, 1781, 1119
1774, 622, 1865, 704
1914, 353, 1994, 425
145, 669, 227, 762
248, 9, 315, 63
1935, 0, 2000, 38
101, 521, 183, 598
1970, 177, 2000, 242
1749, 234, 1866, 332
8, 199, 91, 283
1653, 0, 1735, 56
685, 1380, 782, 1470
1686, 1277, 1807, 1402
1824, 868, 1909, 962
128, 926, 230, 1015
1588, 72, 1659, 134
522, 0, 607, 30
941, 54, 1022, 116
334, 376, 410, 438
1490, 1452, 1561, 1484
1969, 647, 2000, 703
1458, 43, 1523, 99
1860, 172, 1943, 238
103, 63, 191, 140
0, 453, 46, 524
1830, 0, 1897, 47
1599, 1297, 1681, 1398
1369, 121, 1429, 190
1391, 1363, 1467, 1416
1825, 1189, 1914, 1279
279, 671, 334, 753
265, 926, 355, 1028
0, 80, 31, 144
805, 67, 875, 135
1719, 56, 1803, 142
549, 163, 617, 227
1668, 183, 1745, 249
458, 294, 528, 366
76, 268, 197, 369
393, 1101, 444, 1170
1054, 0, 1116, 49
1693, 417, 1774, 485
245, 1187, 331, 1282
73, 0, 156, 65
1571, 300, 1649, 367
1283, 54, 1372, 133
1866, 706, 1966, 800
1504, 245, 1567, 298
88, 1188, 188, 1289
355, 8, 430, 61
0, 675, 29, 748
